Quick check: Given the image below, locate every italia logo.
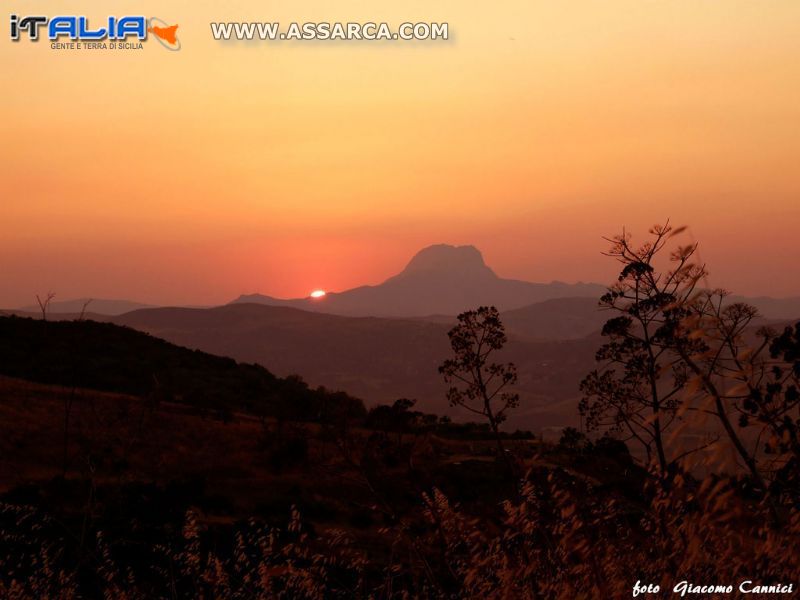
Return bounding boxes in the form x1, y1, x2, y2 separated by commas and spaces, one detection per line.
9, 15, 180, 50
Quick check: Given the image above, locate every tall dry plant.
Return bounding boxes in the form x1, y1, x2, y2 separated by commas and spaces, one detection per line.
439, 306, 519, 470
580, 223, 706, 473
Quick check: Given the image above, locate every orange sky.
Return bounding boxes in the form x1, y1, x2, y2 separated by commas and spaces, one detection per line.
2, 0, 800, 307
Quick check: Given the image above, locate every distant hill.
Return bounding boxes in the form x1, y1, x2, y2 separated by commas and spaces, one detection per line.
115, 303, 599, 429
0, 315, 364, 422
409, 297, 607, 341
229, 243, 800, 321
114, 294, 800, 429
16, 298, 156, 316
728, 295, 800, 321
232, 244, 606, 317
501, 297, 608, 341
497, 295, 799, 341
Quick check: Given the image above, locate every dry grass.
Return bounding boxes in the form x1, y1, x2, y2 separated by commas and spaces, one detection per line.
1, 376, 799, 598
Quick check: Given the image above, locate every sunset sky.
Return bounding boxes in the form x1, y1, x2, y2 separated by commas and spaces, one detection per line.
2, 0, 799, 308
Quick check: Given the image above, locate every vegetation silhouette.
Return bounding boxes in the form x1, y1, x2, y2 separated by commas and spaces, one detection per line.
1, 224, 799, 598
439, 306, 520, 472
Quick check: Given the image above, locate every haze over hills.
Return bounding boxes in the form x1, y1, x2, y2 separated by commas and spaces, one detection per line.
727, 295, 800, 320
232, 244, 607, 317
231, 243, 800, 320
501, 297, 608, 341
8, 244, 800, 321
4, 242, 798, 429
3, 242, 799, 431
114, 303, 599, 429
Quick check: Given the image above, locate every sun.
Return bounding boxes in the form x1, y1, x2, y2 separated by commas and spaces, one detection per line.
309, 289, 326, 299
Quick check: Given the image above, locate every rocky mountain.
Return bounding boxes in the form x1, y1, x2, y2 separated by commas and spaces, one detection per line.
232, 244, 606, 317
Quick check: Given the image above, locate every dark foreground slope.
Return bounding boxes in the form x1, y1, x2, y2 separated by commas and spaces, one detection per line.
0, 315, 365, 421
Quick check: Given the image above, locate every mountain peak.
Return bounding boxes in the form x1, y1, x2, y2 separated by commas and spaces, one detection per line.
230, 243, 609, 317
400, 244, 496, 278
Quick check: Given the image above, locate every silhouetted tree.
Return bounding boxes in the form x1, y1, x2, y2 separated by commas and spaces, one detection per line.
581, 224, 793, 502
439, 306, 518, 469
668, 291, 771, 493
580, 223, 705, 473
366, 398, 419, 444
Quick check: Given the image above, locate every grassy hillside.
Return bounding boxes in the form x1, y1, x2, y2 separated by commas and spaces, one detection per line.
0, 376, 637, 598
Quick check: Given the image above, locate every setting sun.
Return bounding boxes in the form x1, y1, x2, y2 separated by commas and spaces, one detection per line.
310, 290, 327, 298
